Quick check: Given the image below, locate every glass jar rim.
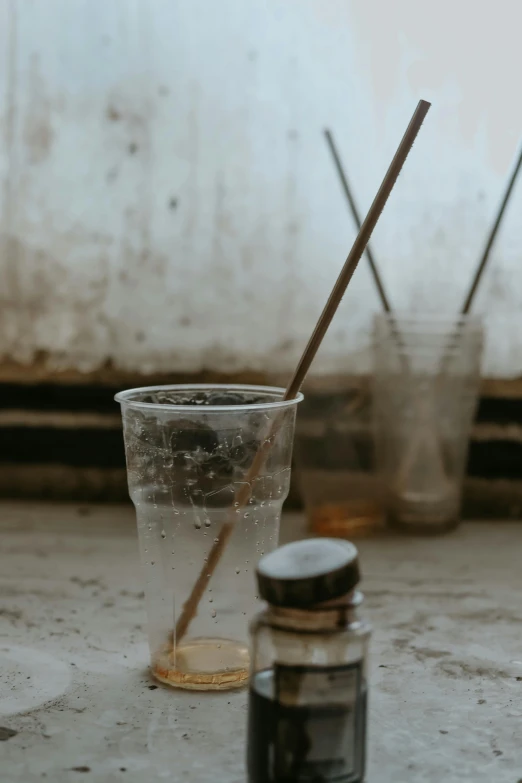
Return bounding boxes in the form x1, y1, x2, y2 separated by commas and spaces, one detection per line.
114, 383, 304, 413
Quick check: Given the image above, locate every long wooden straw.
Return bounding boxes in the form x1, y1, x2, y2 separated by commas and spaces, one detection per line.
175, 99, 431, 641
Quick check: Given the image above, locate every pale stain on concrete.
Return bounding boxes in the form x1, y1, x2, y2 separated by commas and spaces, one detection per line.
1, 505, 522, 781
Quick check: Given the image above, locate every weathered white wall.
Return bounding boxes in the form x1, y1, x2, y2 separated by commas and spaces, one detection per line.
1, 0, 521, 377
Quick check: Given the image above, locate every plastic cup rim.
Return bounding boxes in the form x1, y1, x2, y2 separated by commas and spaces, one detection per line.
114, 383, 304, 414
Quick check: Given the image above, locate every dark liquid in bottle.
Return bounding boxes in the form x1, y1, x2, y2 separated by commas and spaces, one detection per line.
247, 668, 366, 783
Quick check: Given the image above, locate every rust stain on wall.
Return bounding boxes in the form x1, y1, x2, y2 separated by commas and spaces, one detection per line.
106, 104, 121, 122
23, 56, 55, 165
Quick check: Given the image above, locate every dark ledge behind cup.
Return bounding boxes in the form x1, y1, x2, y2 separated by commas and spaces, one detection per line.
1, 368, 522, 518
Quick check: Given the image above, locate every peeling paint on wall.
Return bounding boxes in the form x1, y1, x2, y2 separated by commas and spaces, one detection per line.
0, 0, 521, 378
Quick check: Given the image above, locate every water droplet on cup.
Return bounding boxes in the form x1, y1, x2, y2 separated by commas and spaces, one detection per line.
161, 530, 166, 539
211, 609, 216, 618
214, 538, 219, 544
194, 520, 202, 530
204, 519, 211, 527
235, 568, 240, 574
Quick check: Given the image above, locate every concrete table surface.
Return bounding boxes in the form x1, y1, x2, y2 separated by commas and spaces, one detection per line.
1, 502, 521, 782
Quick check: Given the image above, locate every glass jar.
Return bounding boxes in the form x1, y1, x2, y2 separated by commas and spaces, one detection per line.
247, 539, 371, 783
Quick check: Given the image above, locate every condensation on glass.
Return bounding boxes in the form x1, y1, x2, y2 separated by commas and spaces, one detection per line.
116, 385, 302, 690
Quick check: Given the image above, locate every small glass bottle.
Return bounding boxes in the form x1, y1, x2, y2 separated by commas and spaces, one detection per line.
247, 538, 371, 783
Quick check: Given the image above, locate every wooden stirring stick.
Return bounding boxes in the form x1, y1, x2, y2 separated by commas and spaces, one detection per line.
175, 99, 431, 642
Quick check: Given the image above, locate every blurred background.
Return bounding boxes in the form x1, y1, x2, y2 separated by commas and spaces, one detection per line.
1, 0, 521, 514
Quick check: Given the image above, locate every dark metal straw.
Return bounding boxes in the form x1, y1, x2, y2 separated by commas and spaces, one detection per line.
461, 144, 522, 314
401, 145, 522, 492
175, 99, 431, 642
438, 143, 522, 368
323, 127, 413, 370
324, 129, 392, 313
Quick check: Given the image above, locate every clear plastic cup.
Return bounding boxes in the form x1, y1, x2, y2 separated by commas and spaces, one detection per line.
115, 385, 302, 690
373, 313, 483, 534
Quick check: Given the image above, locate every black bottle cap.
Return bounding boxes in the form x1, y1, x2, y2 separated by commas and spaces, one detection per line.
256, 538, 360, 609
